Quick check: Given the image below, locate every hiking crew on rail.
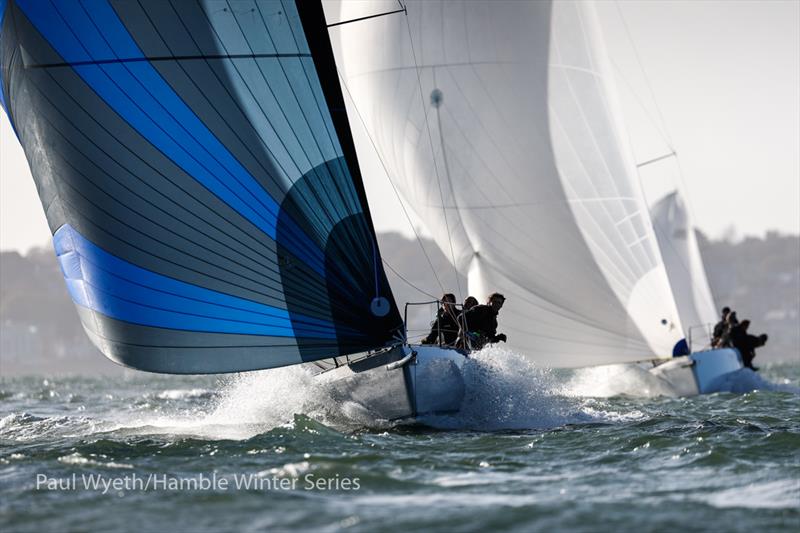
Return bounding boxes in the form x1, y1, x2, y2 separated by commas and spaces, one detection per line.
422, 292, 507, 351
711, 306, 768, 371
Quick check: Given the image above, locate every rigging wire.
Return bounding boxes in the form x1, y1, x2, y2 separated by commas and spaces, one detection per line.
636, 151, 677, 169
401, 5, 465, 301
431, 77, 466, 294
612, 0, 713, 314
613, 0, 674, 148
612, 0, 701, 223
326, 6, 406, 29
610, 61, 675, 154
382, 259, 438, 299
332, 62, 447, 296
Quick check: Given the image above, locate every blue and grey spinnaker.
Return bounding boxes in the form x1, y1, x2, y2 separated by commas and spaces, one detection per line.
0, 0, 402, 373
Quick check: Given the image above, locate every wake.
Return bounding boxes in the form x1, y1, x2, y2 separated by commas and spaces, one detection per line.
711, 367, 800, 394
565, 361, 799, 398
120, 349, 798, 437
420, 346, 634, 431
10, 350, 791, 442
100, 348, 628, 437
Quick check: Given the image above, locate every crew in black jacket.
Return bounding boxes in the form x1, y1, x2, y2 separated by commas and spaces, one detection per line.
711, 306, 731, 347
462, 293, 507, 350
422, 293, 460, 346
730, 319, 768, 371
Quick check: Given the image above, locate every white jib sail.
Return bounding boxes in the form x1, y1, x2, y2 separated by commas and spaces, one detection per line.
336, 0, 684, 367
651, 190, 718, 344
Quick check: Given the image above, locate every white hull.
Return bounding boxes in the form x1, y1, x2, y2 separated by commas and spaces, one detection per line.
315, 345, 742, 423
316, 345, 467, 421
648, 348, 744, 396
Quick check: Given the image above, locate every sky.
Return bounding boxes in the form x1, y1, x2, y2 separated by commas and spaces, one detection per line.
1, 0, 798, 254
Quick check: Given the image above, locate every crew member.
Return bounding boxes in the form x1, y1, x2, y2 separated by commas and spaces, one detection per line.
462, 292, 507, 350
462, 296, 478, 312
712, 307, 731, 347
719, 311, 739, 348
730, 319, 768, 371
422, 293, 460, 346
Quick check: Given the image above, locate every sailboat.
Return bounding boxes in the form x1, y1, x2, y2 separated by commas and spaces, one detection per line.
0, 0, 739, 423
335, 0, 743, 396
650, 190, 718, 347
0, 0, 465, 419
646, 189, 742, 395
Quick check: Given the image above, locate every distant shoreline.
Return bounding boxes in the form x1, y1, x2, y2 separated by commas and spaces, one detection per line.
2, 231, 798, 375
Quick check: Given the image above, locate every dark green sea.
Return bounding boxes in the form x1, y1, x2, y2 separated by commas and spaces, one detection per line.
1, 350, 798, 532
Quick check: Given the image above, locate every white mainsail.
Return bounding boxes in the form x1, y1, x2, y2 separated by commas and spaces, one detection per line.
650, 190, 718, 344
336, 0, 683, 367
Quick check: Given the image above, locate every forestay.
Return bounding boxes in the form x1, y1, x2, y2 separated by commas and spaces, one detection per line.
337, 0, 683, 367
0, 0, 402, 373
651, 191, 718, 338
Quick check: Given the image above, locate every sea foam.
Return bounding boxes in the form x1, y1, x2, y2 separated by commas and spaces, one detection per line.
55, 350, 795, 440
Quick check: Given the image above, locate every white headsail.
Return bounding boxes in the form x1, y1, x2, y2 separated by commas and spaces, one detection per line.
651, 190, 718, 345
336, 0, 683, 367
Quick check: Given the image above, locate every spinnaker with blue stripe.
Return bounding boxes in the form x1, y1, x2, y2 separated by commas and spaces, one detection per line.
0, 0, 403, 373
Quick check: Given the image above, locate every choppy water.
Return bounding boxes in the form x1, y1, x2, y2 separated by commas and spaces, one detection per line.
1, 349, 798, 532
